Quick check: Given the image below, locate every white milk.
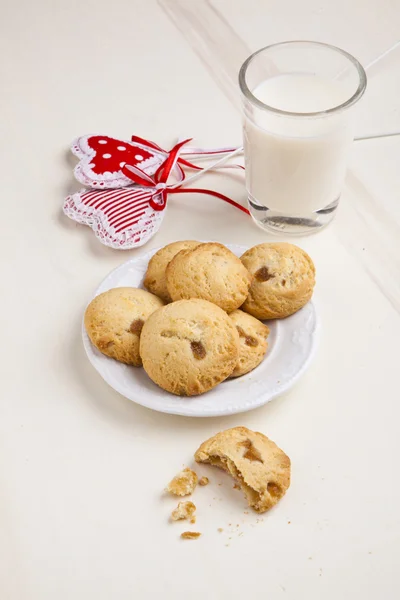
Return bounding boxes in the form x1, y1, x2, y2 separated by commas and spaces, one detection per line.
243, 74, 354, 215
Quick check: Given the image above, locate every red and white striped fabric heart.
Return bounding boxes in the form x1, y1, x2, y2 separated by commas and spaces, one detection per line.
64, 134, 247, 250
64, 186, 165, 249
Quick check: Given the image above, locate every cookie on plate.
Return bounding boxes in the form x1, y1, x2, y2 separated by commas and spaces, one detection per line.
240, 243, 315, 319
194, 426, 290, 513
166, 242, 252, 313
229, 310, 270, 377
140, 299, 240, 396
144, 240, 200, 302
84, 287, 164, 366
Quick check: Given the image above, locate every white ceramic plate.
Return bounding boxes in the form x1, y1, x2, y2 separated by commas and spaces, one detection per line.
83, 244, 319, 417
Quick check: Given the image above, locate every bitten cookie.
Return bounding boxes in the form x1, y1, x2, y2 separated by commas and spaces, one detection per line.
195, 426, 290, 513
140, 299, 240, 396
240, 243, 315, 319
84, 287, 164, 366
166, 243, 252, 313
144, 240, 200, 302
229, 310, 269, 377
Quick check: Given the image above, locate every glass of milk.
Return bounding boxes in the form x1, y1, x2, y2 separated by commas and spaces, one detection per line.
239, 41, 367, 234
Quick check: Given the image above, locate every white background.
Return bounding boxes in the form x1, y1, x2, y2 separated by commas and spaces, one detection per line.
1, 1, 399, 598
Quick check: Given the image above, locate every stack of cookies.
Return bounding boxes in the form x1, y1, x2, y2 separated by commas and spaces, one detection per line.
84, 241, 315, 397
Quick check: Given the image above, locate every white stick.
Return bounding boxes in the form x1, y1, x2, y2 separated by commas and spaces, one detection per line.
169, 147, 243, 189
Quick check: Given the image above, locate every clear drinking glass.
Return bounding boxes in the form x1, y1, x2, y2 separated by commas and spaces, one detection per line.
239, 41, 367, 234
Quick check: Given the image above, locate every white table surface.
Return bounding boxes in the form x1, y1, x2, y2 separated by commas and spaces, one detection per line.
2, 1, 400, 598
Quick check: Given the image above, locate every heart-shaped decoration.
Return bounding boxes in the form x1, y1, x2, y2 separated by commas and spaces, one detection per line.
63, 187, 165, 249
65, 134, 247, 250
71, 135, 166, 189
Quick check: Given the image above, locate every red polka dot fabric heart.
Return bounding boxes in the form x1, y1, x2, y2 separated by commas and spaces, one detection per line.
72, 134, 166, 189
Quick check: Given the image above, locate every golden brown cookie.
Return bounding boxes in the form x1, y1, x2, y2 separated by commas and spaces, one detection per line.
195, 426, 290, 513
241, 243, 315, 319
165, 243, 252, 313
229, 310, 270, 377
84, 287, 164, 366
140, 299, 240, 396
144, 240, 200, 302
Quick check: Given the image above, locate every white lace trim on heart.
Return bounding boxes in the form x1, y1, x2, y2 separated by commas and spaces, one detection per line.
63, 190, 164, 250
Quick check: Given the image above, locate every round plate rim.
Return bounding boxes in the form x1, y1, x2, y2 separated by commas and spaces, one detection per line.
82, 244, 319, 417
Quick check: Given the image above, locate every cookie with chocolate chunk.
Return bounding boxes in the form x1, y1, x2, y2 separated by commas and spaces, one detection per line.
240, 243, 315, 319
195, 426, 290, 513
84, 287, 164, 366
139, 299, 239, 396
229, 310, 269, 377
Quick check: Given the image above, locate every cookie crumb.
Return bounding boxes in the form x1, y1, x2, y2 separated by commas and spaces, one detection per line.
287, 521, 291, 524
218, 528, 223, 533
171, 501, 196, 522
199, 476, 209, 486
190, 517, 196, 524
181, 531, 201, 540
233, 483, 241, 490
166, 468, 198, 496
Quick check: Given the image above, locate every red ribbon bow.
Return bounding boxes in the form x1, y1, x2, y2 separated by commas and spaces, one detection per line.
121, 138, 250, 215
